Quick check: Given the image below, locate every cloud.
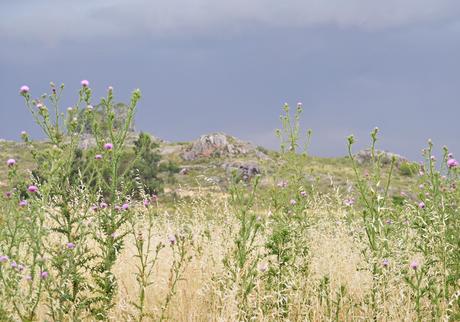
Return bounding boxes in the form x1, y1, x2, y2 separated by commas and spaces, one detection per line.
1, 0, 460, 44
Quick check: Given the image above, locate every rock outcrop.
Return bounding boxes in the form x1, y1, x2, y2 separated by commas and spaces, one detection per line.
181, 133, 266, 161
354, 149, 407, 166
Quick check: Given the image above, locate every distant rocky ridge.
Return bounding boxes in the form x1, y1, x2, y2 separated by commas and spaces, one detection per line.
354, 149, 408, 166
181, 132, 268, 161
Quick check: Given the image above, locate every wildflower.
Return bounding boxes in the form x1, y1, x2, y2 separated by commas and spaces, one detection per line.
108, 86, 113, 91
419, 184, 424, 189
17, 264, 25, 272
382, 259, 389, 268
0, 255, 8, 263
11, 261, 17, 268
86, 105, 93, 111
151, 194, 158, 202
95, 154, 103, 160
448, 153, 453, 159
143, 199, 150, 207
36, 103, 44, 109
258, 262, 268, 273
5, 191, 12, 198
430, 155, 436, 161
418, 201, 425, 209
20, 131, 27, 137
344, 198, 355, 207
24, 275, 32, 281
290, 199, 296, 205
410, 261, 419, 270
66, 242, 75, 249
277, 180, 288, 188
168, 234, 176, 245
40, 271, 49, 279
7, 158, 16, 166
114, 205, 121, 211
67, 107, 73, 112
385, 219, 393, 225
81, 80, 89, 87
104, 143, 113, 150
19, 200, 28, 207
28, 185, 38, 193
20, 85, 30, 94
447, 158, 459, 169
90, 205, 98, 212
100, 202, 108, 209
121, 203, 129, 211
300, 191, 307, 197
111, 232, 117, 239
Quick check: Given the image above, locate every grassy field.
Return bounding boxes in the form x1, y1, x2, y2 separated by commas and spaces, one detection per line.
0, 86, 458, 321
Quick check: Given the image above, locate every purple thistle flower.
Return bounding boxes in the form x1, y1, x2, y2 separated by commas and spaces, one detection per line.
81, 80, 89, 87
20, 85, 29, 94
0, 255, 8, 263
385, 219, 393, 225
114, 205, 121, 211
344, 197, 355, 207
28, 185, 38, 193
168, 234, 176, 245
382, 259, 389, 268
5, 191, 12, 198
10, 261, 17, 268
25, 275, 32, 281
7, 159, 16, 167
19, 200, 28, 207
410, 261, 419, 270
448, 153, 453, 159
143, 199, 150, 207
258, 263, 268, 273
100, 202, 108, 209
90, 205, 98, 212
277, 180, 288, 188
17, 264, 24, 272
95, 154, 103, 160
300, 191, 307, 197
108, 86, 113, 91
121, 203, 129, 211
151, 194, 158, 202
447, 158, 459, 169
66, 242, 75, 249
40, 271, 49, 279
418, 201, 426, 209
104, 143, 113, 150
290, 199, 296, 205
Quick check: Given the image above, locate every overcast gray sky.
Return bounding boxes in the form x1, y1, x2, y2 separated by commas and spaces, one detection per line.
1, 0, 460, 160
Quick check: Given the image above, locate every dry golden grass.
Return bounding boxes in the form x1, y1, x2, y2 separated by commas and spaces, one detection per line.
77, 194, 426, 322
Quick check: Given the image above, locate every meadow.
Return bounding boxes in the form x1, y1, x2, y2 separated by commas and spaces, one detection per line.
0, 81, 458, 321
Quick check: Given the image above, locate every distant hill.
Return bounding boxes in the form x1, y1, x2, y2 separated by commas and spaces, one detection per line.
0, 132, 418, 200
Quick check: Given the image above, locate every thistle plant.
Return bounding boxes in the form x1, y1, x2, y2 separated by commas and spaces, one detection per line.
262, 102, 312, 319
222, 174, 263, 321
407, 140, 460, 320
346, 128, 396, 319
128, 194, 164, 322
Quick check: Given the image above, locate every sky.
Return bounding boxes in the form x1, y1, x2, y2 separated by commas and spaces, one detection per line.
1, 0, 460, 160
